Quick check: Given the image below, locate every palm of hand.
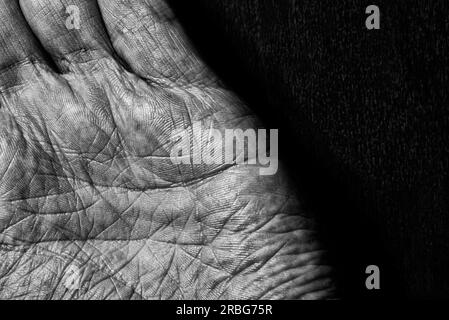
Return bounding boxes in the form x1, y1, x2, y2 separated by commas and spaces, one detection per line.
0, 0, 333, 299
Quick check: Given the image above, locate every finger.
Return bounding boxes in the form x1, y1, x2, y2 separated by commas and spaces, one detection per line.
98, 0, 216, 86
0, 0, 50, 88
20, 0, 117, 73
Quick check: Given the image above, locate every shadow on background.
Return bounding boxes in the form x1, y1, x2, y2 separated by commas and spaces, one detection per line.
163, 0, 436, 298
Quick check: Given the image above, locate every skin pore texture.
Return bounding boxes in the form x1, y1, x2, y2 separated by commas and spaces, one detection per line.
0, 0, 335, 299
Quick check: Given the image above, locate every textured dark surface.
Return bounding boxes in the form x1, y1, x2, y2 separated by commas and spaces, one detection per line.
169, 0, 449, 297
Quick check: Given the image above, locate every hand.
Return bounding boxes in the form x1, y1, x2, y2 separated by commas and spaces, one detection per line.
0, 0, 334, 299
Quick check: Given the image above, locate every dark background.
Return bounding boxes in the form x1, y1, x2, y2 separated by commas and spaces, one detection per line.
168, 0, 449, 298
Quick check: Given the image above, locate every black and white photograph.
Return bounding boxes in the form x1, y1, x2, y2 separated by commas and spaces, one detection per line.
0, 0, 448, 306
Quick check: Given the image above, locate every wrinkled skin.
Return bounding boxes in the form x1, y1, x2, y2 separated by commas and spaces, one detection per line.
0, 0, 334, 299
